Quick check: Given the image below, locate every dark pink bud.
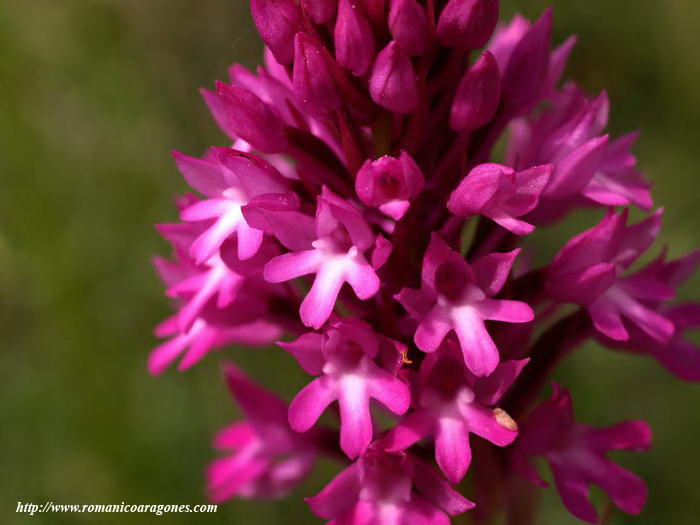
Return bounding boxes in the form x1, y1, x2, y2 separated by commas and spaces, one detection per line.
355, 151, 425, 219
450, 51, 501, 131
250, 0, 303, 65
302, 0, 337, 25
215, 82, 288, 153
388, 0, 429, 56
335, 0, 375, 76
369, 42, 419, 114
502, 8, 553, 112
293, 33, 342, 119
436, 0, 499, 50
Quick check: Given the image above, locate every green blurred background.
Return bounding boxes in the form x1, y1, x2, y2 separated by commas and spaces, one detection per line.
1, 0, 698, 523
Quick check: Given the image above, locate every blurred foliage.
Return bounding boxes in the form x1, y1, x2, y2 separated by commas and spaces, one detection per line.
0, 0, 698, 523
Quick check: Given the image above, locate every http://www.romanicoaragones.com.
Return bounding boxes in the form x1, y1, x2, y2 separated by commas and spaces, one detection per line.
16, 501, 218, 517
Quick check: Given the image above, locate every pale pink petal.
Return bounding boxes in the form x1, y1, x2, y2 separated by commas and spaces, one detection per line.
235, 222, 264, 260
263, 250, 323, 283
344, 259, 380, 300
435, 416, 471, 483
414, 305, 453, 353
452, 308, 500, 376
300, 261, 348, 329
338, 378, 372, 458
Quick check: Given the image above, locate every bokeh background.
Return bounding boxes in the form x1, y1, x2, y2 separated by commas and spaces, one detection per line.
1, 0, 698, 523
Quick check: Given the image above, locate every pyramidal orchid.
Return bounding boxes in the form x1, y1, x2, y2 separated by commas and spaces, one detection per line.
151, 2, 699, 523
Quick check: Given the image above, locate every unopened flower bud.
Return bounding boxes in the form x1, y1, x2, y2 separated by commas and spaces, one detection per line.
369, 42, 419, 114
302, 0, 337, 25
437, 0, 499, 50
335, 0, 375, 76
502, 8, 553, 112
450, 51, 501, 131
293, 33, 342, 119
250, 0, 303, 65
215, 81, 288, 153
388, 0, 429, 56
355, 151, 425, 220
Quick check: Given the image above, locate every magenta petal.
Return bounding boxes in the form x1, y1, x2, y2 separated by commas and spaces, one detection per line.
480, 299, 534, 323
502, 8, 552, 111
546, 135, 609, 199
288, 377, 336, 432
462, 404, 517, 446
403, 496, 453, 525
243, 193, 317, 251
366, 367, 410, 415
382, 410, 435, 452
278, 332, 326, 375
213, 422, 255, 450
472, 249, 521, 296
490, 214, 535, 235
447, 163, 507, 217
216, 82, 288, 153
300, 262, 348, 329
306, 463, 362, 519
551, 465, 599, 524
655, 340, 700, 382
148, 335, 189, 376
590, 300, 629, 341
475, 358, 529, 406
596, 460, 647, 515
200, 88, 237, 140
411, 457, 476, 515
396, 287, 434, 318
585, 420, 652, 452
547, 262, 617, 304
222, 362, 288, 424
172, 151, 227, 197
207, 454, 269, 503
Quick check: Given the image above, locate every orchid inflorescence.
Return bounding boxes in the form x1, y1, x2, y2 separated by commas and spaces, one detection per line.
151, 1, 700, 522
